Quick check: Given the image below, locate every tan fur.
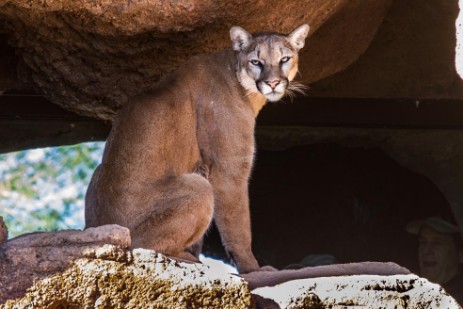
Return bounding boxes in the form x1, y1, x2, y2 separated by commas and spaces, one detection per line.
85, 24, 309, 273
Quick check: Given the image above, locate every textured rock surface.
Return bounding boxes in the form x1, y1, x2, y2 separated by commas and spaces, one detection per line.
0, 225, 456, 308
308, 0, 463, 99
1, 246, 455, 309
2, 248, 253, 309
253, 274, 461, 308
0, 0, 391, 119
0, 224, 130, 302
242, 262, 411, 290
1, 0, 461, 116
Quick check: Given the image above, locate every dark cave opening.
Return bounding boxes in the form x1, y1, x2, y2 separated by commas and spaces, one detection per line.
204, 142, 453, 273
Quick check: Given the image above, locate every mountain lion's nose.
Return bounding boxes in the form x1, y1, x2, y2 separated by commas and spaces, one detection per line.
265, 80, 280, 89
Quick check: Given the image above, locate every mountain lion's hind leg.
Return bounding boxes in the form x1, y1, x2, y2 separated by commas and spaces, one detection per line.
131, 173, 214, 262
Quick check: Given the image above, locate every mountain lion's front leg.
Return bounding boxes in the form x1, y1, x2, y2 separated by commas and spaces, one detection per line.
212, 174, 260, 273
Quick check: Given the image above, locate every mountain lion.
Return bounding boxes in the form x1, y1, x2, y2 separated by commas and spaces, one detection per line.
85, 24, 310, 273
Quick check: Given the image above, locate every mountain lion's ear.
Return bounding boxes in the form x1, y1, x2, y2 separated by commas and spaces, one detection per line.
230, 26, 253, 51
288, 24, 310, 50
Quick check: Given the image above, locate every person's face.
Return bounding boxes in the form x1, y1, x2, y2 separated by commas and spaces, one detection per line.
418, 225, 462, 284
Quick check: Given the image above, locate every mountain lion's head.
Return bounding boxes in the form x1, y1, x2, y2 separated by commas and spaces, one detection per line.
230, 24, 310, 102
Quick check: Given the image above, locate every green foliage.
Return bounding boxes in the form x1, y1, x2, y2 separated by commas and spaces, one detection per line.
0, 142, 104, 238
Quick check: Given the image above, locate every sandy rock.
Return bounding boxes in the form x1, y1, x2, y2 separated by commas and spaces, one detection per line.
2, 249, 253, 309
0, 225, 130, 302
0, 225, 458, 309
0, 225, 457, 308
2, 248, 458, 309
253, 274, 461, 309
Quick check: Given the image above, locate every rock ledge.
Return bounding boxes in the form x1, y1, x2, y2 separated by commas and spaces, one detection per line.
3, 248, 252, 309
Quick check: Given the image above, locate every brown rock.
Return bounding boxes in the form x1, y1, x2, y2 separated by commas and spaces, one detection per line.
0, 226, 455, 308
241, 261, 411, 290
2, 244, 456, 308
0, 0, 390, 120
308, 0, 463, 100
0, 224, 130, 302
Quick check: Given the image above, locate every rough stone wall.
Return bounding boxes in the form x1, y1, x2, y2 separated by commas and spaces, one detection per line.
2, 0, 462, 115
308, 0, 463, 99
0, 0, 391, 119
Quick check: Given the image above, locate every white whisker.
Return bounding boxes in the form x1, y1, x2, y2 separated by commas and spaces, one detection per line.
284, 81, 309, 102
287, 81, 309, 95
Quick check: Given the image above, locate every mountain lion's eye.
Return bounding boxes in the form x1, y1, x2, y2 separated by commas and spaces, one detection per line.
250, 59, 261, 66
280, 57, 291, 64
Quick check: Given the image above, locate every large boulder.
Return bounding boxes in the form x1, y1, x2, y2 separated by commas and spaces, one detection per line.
0, 224, 130, 302
252, 274, 460, 308
0, 225, 459, 308
2, 249, 253, 309
0, 0, 391, 120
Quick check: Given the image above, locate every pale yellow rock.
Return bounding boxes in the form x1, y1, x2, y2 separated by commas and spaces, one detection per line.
2, 249, 253, 309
